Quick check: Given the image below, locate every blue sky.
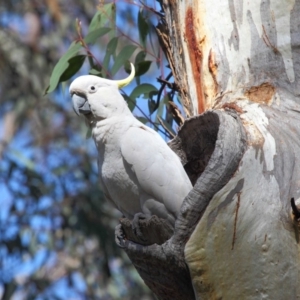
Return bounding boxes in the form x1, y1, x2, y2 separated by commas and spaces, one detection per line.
0, 1, 170, 298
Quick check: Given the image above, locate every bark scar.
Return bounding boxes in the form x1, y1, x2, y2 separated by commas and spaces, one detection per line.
208, 49, 218, 95
185, 7, 205, 113
244, 82, 275, 106
222, 102, 244, 114
232, 192, 241, 250
262, 25, 279, 54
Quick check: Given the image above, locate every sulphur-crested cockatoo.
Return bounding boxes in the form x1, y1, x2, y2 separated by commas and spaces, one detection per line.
69, 64, 192, 232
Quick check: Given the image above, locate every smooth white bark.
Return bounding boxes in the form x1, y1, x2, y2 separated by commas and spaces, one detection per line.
162, 0, 300, 298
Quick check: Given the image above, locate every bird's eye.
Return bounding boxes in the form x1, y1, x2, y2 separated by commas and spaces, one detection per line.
88, 85, 97, 93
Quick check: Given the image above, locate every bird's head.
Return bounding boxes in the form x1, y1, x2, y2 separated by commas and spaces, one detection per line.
69, 63, 135, 119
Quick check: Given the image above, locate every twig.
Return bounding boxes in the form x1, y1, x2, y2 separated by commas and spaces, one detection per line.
168, 101, 184, 127
154, 71, 173, 112
157, 78, 178, 91
124, 96, 170, 138
157, 116, 174, 139
139, 0, 165, 17
75, 19, 110, 77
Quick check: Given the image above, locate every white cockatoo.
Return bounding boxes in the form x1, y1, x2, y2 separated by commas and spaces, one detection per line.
69, 64, 192, 233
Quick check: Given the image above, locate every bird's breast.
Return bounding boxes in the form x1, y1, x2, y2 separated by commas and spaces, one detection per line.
99, 149, 141, 219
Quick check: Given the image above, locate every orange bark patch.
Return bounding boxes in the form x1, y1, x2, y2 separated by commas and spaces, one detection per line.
222, 102, 244, 114
208, 49, 218, 95
244, 83, 275, 105
241, 119, 265, 149
185, 8, 205, 114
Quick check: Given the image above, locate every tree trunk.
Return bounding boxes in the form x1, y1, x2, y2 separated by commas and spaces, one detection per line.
116, 0, 300, 299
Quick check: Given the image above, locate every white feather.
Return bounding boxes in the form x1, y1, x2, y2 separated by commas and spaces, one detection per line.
70, 75, 192, 225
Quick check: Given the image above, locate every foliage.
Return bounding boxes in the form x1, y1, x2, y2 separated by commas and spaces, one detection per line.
46, 1, 179, 137
0, 0, 183, 299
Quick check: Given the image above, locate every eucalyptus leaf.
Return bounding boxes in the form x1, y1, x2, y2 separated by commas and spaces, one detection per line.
138, 9, 149, 47
135, 51, 147, 64
130, 83, 158, 100
84, 27, 111, 44
89, 68, 102, 76
136, 117, 148, 124
155, 94, 169, 122
135, 61, 152, 77
45, 42, 81, 94
103, 37, 119, 77
111, 45, 137, 76
148, 99, 156, 115
88, 3, 116, 32
106, 37, 119, 55
88, 11, 102, 32
60, 55, 86, 82
123, 94, 136, 111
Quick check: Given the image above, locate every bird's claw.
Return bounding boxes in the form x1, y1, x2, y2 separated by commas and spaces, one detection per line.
115, 224, 126, 248
132, 212, 149, 242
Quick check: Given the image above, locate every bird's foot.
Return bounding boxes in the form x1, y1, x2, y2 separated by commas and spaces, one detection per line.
132, 212, 150, 241
115, 224, 126, 248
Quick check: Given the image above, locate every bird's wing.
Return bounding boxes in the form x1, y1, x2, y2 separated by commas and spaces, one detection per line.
98, 166, 120, 211
121, 125, 192, 219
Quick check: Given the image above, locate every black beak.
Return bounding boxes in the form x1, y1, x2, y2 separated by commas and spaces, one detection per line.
71, 93, 91, 116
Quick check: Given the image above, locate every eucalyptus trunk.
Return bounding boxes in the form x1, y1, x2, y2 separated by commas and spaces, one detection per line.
116, 0, 300, 299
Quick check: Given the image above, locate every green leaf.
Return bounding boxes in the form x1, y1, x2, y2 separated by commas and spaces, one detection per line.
136, 117, 148, 124
89, 68, 102, 76
148, 99, 156, 114
84, 27, 111, 44
122, 94, 136, 111
106, 37, 119, 55
108, 3, 117, 40
135, 60, 152, 76
111, 45, 137, 76
135, 51, 146, 64
132, 51, 152, 77
130, 83, 158, 100
103, 37, 119, 77
45, 42, 81, 94
133, 51, 146, 85
60, 55, 86, 82
138, 9, 149, 47
88, 3, 116, 32
148, 24, 160, 65
88, 11, 102, 32
155, 94, 167, 121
